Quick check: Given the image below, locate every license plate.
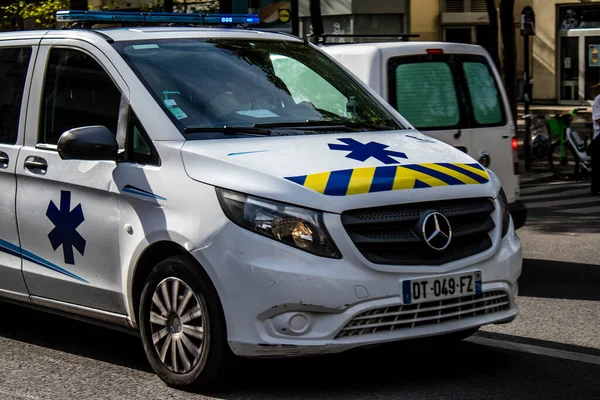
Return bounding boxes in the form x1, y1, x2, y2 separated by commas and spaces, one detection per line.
401, 271, 482, 305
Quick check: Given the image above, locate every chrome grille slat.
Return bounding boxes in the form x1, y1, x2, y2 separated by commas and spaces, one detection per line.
341, 301, 509, 331
351, 293, 508, 321
341, 198, 496, 266
336, 291, 510, 339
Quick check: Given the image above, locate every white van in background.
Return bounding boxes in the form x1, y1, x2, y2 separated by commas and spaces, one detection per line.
322, 41, 527, 229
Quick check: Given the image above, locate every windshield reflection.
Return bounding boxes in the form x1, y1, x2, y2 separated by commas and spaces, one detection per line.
113, 38, 404, 138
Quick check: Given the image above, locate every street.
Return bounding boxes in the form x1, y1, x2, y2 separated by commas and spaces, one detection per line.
1, 176, 599, 400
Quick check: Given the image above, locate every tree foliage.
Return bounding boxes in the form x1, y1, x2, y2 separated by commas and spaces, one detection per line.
1, 0, 68, 30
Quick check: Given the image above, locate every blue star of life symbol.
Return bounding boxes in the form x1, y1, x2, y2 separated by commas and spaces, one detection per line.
328, 138, 408, 165
46, 190, 86, 265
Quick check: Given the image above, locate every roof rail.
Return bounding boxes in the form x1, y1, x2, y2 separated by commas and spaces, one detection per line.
308, 33, 420, 44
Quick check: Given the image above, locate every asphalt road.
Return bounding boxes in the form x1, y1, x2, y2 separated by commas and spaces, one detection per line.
1, 177, 599, 400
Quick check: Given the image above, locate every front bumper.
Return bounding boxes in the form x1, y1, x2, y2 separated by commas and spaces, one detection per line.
191, 209, 523, 358
509, 200, 527, 230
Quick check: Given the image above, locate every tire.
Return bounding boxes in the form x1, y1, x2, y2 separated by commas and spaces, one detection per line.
548, 141, 580, 180
139, 255, 232, 390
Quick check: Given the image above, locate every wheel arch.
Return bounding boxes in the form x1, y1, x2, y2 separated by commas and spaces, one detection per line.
129, 241, 225, 330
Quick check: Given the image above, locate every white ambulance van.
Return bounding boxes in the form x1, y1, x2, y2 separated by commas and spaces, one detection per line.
0, 12, 522, 390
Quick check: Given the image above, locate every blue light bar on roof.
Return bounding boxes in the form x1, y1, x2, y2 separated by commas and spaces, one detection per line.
55, 10, 260, 25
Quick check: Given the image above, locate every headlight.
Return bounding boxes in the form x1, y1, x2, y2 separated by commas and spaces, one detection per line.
216, 188, 342, 259
498, 188, 510, 238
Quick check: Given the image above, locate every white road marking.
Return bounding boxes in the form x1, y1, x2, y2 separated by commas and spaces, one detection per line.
468, 336, 600, 366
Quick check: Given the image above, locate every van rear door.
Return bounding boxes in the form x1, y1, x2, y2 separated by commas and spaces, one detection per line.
386, 51, 520, 205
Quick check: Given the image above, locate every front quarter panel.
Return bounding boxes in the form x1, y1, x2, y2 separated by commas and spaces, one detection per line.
111, 141, 229, 326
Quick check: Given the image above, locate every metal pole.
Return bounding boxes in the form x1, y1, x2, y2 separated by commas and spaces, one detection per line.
291, 0, 299, 37
524, 34, 531, 171
248, 0, 260, 14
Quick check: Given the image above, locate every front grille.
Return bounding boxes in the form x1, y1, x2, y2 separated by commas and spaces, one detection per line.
341, 198, 495, 266
336, 290, 510, 339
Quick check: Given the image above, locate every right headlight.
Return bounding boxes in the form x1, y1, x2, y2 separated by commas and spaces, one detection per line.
216, 188, 342, 259
498, 188, 510, 238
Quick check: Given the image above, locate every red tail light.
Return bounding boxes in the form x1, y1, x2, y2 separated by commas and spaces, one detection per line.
511, 137, 520, 175
426, 49, 444, 54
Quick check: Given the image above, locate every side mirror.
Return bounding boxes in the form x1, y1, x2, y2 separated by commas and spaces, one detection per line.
57, 126, 119, 161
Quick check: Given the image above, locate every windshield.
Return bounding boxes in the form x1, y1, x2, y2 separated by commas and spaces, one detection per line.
112, 38, 404, 138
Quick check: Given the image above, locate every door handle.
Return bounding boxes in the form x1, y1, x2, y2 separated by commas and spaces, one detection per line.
0, 151, 8, 168
24, 156, 48, 174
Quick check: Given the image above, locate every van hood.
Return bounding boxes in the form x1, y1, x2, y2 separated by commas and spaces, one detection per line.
181, 130, 499, 213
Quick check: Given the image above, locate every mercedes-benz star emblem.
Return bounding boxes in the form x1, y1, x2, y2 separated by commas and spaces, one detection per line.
422, 212, 452, 251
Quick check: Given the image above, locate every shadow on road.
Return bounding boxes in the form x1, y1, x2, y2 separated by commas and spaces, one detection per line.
0, 302, 152, 373
519, 180, 600, 234
1, 302, 600, 398
476, 330, 600, 358
519, 258, 600, 301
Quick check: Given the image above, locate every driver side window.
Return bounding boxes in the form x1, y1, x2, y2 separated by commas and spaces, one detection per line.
40, 48, 122, 145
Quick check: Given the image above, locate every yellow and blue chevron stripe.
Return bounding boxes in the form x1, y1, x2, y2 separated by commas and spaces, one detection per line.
285, 162, 489, 196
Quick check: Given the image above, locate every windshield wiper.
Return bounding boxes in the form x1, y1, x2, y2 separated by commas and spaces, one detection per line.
184, 126, 272, 135
253, 120, 398, 131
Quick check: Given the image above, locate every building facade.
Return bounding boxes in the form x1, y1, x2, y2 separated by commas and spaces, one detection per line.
297, 0, 408, 41
529, 0, 600, 104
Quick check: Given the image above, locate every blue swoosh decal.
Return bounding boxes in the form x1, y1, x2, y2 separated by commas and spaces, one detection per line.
0, 237, 88, 283
122, 185, 167, 201
227, 150, 270, 156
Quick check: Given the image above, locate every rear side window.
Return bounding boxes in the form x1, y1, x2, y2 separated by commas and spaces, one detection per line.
393, 62, 460, 129
463, 62, 503, 125
0, 47, 32, 144
388, 54, 506, 131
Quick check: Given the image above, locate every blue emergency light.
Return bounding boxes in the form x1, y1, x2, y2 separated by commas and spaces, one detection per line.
55, 10, 260, 25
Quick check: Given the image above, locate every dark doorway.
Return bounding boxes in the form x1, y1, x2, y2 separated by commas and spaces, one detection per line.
476, 24, 492, 53
444, 27, 473, 44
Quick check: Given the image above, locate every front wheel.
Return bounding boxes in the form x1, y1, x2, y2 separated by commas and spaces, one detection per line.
548, 141, 580, 180
139, 255, 231, 390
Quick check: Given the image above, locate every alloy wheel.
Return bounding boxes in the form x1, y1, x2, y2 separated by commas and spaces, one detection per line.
149, 277, 207, 374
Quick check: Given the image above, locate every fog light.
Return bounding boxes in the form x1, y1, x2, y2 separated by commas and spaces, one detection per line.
271, 311, 312, 336
289, 313, 309, 333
